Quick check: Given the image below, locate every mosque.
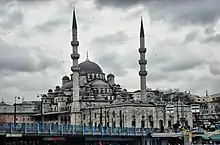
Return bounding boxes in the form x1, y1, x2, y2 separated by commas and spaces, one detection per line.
3, 9, 201, 130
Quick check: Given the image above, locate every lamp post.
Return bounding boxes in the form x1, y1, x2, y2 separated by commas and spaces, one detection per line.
89, 102, 92, 126
104, 107, 107, 128
14, 96, 20, 124
37, 94, 44, 124
100, 106, 103, 126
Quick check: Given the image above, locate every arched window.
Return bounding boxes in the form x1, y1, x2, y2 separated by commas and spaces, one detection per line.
159, 120, 164, 132
148, 115, 153, 128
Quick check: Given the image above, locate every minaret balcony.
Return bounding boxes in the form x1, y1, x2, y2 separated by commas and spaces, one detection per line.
139, 70, 148, 76
71, 66, 80, 72
71, 54, 80, 59
139, 60, 147, 65
139, 48, 146, 53
71, 40, 79, 46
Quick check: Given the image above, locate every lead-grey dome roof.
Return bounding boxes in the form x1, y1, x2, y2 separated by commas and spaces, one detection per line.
90, 80, 110, 88
79, 59, 103, 73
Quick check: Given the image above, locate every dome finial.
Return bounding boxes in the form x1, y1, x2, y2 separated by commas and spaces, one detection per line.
86, 50, 89, 61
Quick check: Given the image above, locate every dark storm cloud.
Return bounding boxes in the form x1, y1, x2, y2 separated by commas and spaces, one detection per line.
92, 31, 129, 47
0, 39, 60, 74
203, 34, 220, 44
94, 0, 220, 26
184, 31, 198, 43
98, 52, 127, 76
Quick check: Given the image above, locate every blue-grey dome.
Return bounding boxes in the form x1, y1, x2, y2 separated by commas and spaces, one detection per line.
79, 59, 103, 73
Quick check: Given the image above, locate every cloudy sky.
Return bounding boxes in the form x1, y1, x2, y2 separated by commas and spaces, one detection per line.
0, 0, 220, 103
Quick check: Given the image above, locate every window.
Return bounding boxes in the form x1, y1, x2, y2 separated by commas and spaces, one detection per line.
112, 111, 115, 117
107, 111, 109, 118
141, 120, 145, 128
132, 119, 136, 127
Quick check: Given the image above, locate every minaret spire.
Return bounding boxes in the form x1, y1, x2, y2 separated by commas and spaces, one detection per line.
72, 7, 77, 29
138, 17, 148, 101
70, 7, 81, 125
140, 16, 144, 37
86, 51, 89, 60
205, 89, 208, 96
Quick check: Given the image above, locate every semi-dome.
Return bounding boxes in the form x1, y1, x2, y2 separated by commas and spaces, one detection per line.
90, 80, 110, 88
61, 81, 72, 90
79, 59, 103, 73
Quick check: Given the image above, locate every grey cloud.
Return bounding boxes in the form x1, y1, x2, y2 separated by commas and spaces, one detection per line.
147, 71, 195, 83
94, 0, 220, 26
0, 71, 62, 103
97, 52, 127, 76
15, 0, 54, 5
162, 58, 206, 72
124, 8, 144, 20
35, 18, 67, 33
94, 0, 146, 8
204, 25, 216, 36
0, 39, 60, 74
187, 75, 220, 96
184, 31, 198, 43
203, 34, 220, 44
92, 31, 129, 48
209, 61, 220, 76
0, 8, 24, 29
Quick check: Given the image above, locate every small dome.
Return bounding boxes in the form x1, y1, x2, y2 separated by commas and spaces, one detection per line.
62, 76, 69, 80
79, 59, 103, 73
42, 94, 47, 98
107, 73, 115, 78
90, 80, 110, 88
48, 89, 53, 93
55, 86, 60, 90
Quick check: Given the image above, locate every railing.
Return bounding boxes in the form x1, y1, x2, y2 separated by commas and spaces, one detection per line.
0, 123, 152, 136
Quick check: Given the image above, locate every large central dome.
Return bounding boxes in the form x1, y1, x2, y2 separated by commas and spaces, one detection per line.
79, 59, 103, 73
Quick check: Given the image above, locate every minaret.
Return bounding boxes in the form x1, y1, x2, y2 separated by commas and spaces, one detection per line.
138, 17, 148, 101
70, 8, 81, 125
